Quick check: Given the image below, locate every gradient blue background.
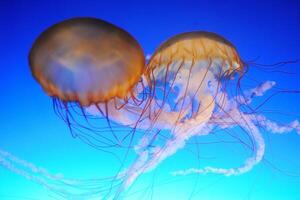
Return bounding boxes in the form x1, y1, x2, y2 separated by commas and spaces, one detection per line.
0, 0, 300, 199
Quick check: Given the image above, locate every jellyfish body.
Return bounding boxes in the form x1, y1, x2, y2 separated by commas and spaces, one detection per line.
145, 31, 243, 126
29, 17, 148, 147
29, 17, 145, 106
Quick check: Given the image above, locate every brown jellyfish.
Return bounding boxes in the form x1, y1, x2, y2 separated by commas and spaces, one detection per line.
29, 17, 146, 148
144, 31, 244, 127
29, 17, 145, 106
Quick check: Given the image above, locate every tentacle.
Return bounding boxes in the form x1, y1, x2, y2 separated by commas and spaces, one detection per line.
0, 149, 124, 199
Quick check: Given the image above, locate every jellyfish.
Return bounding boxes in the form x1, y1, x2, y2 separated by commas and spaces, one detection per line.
0, 17, 299, 200
103, 31, 300, 199
0, 17, 151, 199
29, 17, 148, 149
